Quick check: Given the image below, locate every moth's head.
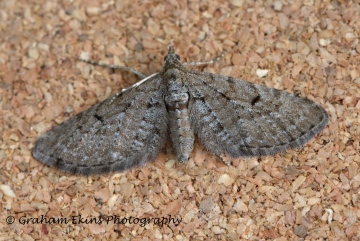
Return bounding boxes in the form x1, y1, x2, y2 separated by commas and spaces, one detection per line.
163, 46, 181, 65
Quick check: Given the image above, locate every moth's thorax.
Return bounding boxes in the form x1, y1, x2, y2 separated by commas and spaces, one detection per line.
163, 68, 186, 86
164, 69, 189, 108
162, 62, 188, 76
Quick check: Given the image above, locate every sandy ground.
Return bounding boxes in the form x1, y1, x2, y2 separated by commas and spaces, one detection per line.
1, 0, 359, 240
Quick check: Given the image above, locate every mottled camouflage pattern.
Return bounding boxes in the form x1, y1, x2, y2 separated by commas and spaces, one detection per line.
33, 47, 328, 175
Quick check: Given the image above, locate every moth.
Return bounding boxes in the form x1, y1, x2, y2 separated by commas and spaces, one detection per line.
33, 47, 328, 175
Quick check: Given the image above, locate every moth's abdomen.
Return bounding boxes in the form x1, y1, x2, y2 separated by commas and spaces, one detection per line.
165, 84, 194, 163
